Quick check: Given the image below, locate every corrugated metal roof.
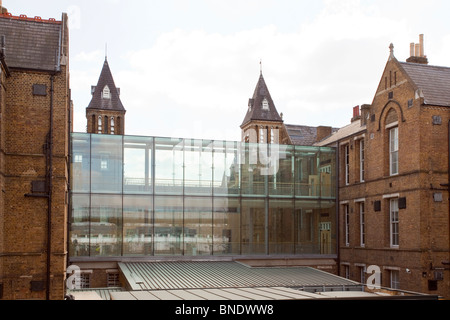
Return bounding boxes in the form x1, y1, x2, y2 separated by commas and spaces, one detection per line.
118, 261, 360, 292
109, 286, 333, 301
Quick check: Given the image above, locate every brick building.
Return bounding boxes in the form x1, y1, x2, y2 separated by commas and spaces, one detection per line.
316, 36, 450, 298
0, 5, 71, 300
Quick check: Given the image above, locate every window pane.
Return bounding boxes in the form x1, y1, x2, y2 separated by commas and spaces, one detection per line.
269, 199, 294, 254
212, 141, 240, 196
269, 145, 294, 197
91, 135, 123, 193
124, 136, 153, 194
90, 195, 122, 256
184, 197, 212, 255
71, 134, 91, 193
184, 139, 213, 196
123, 195, 152, 256
213, 197, 240, 255
70, 194, 90, 257
390, 199, 399, 247
241, 199, 266, 254
154, 196, 183, 256
154, 138, 184, 195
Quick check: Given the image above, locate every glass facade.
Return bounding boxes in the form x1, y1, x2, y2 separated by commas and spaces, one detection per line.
70, 133, 337, 258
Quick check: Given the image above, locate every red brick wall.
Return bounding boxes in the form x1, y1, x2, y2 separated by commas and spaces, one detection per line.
338, 58, 450, 298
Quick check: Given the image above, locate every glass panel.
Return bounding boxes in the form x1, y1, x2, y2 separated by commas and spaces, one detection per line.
90, 195, 122, 256
91, 134, 123, 193
124, 136, 153, 194
213, 197, 241, 255
269, 199, 294, 254
294, 199, 321, 254
154, 196, 183, 255
154, 137, 184, 195
123, 195, 153, 256
241, 142, 267, 196
212, 140, 240, 196
294, 146, 319, 197
184, 139, 213, 196
319, 148, 336, 198
269, 144, 294, 197
70, 194, 90, 257
184, 197, 213, 255
241, 198, 266, 254
71, 133, 91, 193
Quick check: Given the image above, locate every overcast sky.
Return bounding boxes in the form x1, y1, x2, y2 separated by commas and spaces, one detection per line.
8, 0, 450, 141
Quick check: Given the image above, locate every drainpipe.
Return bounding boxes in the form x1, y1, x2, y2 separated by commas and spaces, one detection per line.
46, 74, 54, 301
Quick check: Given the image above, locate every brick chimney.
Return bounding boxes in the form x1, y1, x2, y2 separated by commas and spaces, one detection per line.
406, 34, 428, 64
351, 106, 361, 123
316, 126, 332, 143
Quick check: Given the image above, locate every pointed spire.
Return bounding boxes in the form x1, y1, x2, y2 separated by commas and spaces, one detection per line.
87, 58, 125, 112
389, 43, 395, 61
241, 71, 283, 127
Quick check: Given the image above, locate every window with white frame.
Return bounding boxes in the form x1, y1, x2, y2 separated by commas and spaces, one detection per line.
344, 204, 350, 246
344, 144, 350, 185
390, 198, 399, 247
360, 139, 365, 182
360, 202, 365, 247
390, 270, 400, 289
110, 117, 115, 135
260, 127, 264, 144
390, 127, 399, 175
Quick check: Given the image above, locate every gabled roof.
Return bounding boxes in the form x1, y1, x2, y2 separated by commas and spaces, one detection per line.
314, 120, 365, 147
241, 73, 283, 127
87, 59, 125, 112
0, 14, 63, 71
399, 61, 450, 107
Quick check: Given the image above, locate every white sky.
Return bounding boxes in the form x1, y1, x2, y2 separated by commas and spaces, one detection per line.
8, 0, 450, 141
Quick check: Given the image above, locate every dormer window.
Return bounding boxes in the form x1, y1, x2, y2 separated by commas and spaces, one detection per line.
102, 85, 111, 99
262, 98, 269, 110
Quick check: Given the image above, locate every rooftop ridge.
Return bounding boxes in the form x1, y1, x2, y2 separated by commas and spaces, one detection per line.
0, 12, 61, 24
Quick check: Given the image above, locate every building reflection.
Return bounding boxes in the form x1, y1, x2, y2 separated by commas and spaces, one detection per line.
70, 133, 336, 258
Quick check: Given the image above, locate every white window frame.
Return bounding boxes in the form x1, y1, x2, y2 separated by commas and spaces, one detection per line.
344, 204, 350, 246
360, 139, 365, 182
344, 144, 350, 185
259, 127, 264, 144
390, 270, 400, 289
390, 198, 399, 248
110, 117, 115, 135
390, 127, 399, 176
360, 202, 365, 247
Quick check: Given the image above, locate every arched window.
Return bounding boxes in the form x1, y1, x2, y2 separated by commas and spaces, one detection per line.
260, 126, 265, 144
98, 116, 102, 134
385, 108, 399, 176
111, 117, 115, 135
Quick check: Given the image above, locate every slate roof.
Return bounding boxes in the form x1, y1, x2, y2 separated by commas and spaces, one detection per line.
286, 124, 339, 146
399, 62, 450, 107
314, 120, 365, 147
241, 73, 283, 127
0, 14, 62, 71
87, 59, 126, 112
